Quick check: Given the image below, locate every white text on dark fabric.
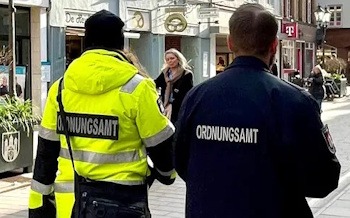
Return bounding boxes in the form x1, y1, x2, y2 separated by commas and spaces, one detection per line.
57, 113, 119, 140
196, 125, 259, 144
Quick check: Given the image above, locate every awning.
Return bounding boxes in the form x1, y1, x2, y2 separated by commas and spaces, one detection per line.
65, 28, 140, 39
66, 28, 85, 37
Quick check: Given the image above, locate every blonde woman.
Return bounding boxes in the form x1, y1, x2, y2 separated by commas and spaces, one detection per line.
155, 48, 193, 123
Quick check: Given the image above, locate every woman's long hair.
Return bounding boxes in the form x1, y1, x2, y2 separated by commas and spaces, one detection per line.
123, 49, 149, 78
161, 48, 192, 72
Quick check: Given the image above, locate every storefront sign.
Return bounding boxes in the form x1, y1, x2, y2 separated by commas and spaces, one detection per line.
126, 10, 151, 31
282, 22, 298, 38
65, 10, 93, 28
164, 13, 188, 33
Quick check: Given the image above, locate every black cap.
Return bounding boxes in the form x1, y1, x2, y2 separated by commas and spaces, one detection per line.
84, 10, 125, 50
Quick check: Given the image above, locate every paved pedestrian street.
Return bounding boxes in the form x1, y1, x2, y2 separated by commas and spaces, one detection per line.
1, 99, 350, 218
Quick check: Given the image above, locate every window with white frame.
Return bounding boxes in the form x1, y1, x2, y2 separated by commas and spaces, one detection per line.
284, 0, 291, 18
328, 5, 342, 27
282, 40, 294, 69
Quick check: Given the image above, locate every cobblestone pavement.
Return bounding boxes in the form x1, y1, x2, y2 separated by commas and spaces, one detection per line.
0, 98, 350, 218
321, 99, 350, 177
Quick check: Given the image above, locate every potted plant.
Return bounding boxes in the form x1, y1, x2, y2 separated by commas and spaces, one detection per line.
324, 58, 348, 97
0, 47, 41, 173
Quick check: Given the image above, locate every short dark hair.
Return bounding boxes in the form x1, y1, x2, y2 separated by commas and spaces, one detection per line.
229, 3, 278, 57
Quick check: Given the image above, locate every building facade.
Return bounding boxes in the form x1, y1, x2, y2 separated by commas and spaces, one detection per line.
317, 0, 350, 77
47, 0, 283, 85
279, 0, 317, 80
0, 0, 48, 113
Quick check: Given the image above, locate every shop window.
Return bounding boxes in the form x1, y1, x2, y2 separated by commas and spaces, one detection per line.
66, 34, 84, 68
328, 5, 342, 27
282, 40, 294, 70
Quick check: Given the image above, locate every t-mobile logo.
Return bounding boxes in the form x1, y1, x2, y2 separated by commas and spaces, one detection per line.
285, 26, 295, 37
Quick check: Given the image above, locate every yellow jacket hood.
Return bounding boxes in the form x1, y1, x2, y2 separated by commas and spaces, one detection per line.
64, 49, 138, 95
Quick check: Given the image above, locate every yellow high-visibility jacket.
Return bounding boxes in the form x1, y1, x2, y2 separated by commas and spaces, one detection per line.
29, 49, 175, 217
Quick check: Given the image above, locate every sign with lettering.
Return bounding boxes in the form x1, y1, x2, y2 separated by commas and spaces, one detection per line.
282, 22, 298, 38
65, 10, 94, 28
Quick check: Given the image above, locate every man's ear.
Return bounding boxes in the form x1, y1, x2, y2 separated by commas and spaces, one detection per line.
270, 37, 278, 54
227, 35, 234, 52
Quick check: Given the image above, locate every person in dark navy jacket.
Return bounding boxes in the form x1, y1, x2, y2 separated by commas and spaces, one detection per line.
174, 3, 341, 218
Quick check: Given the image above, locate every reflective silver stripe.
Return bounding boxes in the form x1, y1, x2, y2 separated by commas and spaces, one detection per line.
59, 148, 140, 164
54, 180, 145, 193
54, 182, 74, 193
155, 168, 176, 177
39, 126, 60, 141
31, 180, 54, 195
120, 74, 144, 93
143, 122, 175, 147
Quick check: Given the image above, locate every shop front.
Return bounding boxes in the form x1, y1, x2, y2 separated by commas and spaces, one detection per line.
64, 10, 94, 68
144, 4, 210, 85
0, 6, 30, 99
280, 20, 316, 81
0, 0, 48, 172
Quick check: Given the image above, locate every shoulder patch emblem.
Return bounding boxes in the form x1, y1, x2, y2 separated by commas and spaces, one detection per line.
321, 124, 336, 154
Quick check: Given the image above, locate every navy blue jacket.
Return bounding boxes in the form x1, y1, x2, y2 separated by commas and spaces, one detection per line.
174, 56, 340, 218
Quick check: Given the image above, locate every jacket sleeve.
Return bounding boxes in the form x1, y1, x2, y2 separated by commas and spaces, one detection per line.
173, 73, 193, 106
135, 79, 176, 185
174, 92, 192, 181
297, 94, 340, 198
29, 82, 60, 217
154, 73, 164, 89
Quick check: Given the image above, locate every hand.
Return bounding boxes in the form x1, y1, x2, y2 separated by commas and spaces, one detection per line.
164, 104, 172, 120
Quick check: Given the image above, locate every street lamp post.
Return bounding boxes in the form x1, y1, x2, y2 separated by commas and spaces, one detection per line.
314, 5, 332, 69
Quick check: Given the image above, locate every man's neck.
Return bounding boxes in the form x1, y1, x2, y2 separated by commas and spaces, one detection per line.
235, 53, 270, 66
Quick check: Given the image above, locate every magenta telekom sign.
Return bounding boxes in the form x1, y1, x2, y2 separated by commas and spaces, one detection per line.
282, 22, 299, 39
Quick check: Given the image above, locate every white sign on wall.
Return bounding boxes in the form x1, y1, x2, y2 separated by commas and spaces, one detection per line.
65, 10, 94, 28
198, 8, 219, 19
126, 9, 151, 32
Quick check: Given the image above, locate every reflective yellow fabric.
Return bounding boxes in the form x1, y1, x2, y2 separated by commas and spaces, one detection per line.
28, 189, 43, 209
55, 192, 74, 218
39, 49, 174, 216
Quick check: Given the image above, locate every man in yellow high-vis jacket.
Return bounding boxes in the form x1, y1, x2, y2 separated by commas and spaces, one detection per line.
29, 10, 176, 218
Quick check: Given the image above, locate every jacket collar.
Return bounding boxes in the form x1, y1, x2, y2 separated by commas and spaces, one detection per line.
226, 56, 271, 72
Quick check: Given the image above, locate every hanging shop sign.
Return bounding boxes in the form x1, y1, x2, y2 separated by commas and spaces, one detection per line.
164, 13, 188, 33
281, 22, 299, 39
65, 10, 94, 28
126, 10, 151, 31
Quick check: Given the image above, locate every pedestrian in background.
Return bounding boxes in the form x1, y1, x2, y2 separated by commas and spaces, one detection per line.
0, 75, 8, 96
29, 10, 176, 218
308, 65, 325, 111
155, 48, 193, 123
174, 3, 340, 218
